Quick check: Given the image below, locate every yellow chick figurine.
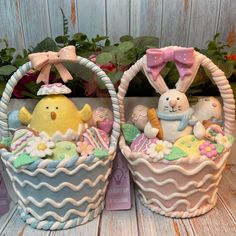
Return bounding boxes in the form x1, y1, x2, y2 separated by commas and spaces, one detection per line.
18, 84, 93, 136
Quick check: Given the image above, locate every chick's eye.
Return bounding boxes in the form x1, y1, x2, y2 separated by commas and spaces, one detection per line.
166, 97, 169, 101
46, 106, 49, 109
56, 107, 59, 110
177, 97, 180, 100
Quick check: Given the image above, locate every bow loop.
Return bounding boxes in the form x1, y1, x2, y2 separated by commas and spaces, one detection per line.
146, 47, 194, 82
28, 46, 77, 84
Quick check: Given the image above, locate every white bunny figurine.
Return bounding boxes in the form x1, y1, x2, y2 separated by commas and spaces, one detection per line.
144, 89, 206, 143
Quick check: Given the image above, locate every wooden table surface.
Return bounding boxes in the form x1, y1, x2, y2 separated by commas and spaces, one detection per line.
0, 163, 236, 236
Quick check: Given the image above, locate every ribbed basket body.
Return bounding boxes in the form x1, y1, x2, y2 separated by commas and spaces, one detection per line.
120, 137, 229, 218
1, 149, 114, 230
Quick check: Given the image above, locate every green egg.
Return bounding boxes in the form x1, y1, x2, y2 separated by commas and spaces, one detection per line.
51, 141, 78, 160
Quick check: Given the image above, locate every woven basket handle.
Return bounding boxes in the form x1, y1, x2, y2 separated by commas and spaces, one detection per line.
0, 57, 120, 152
118, 49, 235, 135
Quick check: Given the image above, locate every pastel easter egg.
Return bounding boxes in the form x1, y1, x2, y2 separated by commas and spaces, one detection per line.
130, 133, 157, 153
51, 141, 78, 160
174, 135, 204, 157
82, 127, 109, 150
10, 128, 36, 155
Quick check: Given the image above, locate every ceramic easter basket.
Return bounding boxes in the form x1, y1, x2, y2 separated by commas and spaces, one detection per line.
0, 46, 120, 230
118, 46, 235, 218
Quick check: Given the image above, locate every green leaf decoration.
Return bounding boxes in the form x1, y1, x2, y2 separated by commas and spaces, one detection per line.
215, 144, 224, 154
0, 65, 17, 76
13, 153, 38, 169
227, 135, 235, 144
121, 123, 141, 145
96, 52, 113, 64
93, 148, 109, 159
0, 137, 12, 147
164, 147, 188, 161
55, 35, 69, 44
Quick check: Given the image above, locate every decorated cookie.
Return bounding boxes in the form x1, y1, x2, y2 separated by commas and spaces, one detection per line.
19, 92, 93, 137
25, 134, 55, 158
174, 135, 204, 157
82, 127, 109, 150
121, 123, 141, 145
10, 128, 36, 155
193, 97, 222, 122
51, 141, 78, 160
130, 105, 148, 131
130, 133, 157, 152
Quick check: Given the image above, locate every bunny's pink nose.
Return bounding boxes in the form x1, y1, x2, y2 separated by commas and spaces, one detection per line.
212, 102, 217, 107
169, 99, 177, 107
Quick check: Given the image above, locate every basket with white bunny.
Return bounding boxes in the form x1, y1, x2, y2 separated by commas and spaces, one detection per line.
118, 46, 235, 218
0, 46, 120, 230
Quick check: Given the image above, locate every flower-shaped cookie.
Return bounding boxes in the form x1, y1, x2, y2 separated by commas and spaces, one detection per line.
146, 140, 172, 161
77, 140, 94, 156
199, 141, 217, 158
25, 135, 55, 158
215, 133, 232, 150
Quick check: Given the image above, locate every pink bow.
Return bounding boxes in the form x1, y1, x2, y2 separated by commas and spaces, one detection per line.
146, 47, 194, 81
28, 46, 77, 84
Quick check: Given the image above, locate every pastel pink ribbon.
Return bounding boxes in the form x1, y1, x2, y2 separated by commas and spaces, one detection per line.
146, 47, 194, 81
28, 46, 77, 84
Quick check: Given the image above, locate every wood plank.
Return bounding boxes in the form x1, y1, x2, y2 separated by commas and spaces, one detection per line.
135, 189, 195, 236
217, 0, 236, 43
0, 0, 25, 52
99, 184, 138, 236
161, 0, 191, 47
19, 0, 51, 49
0, 209, 49, 236
217, 165, 236, 221
189, 194, 236, 235
130, 0, 162, 39
48, 0, 79, 40
106, 0, 130, 43
49, 216, 100, 236
0, 202, 17, 234
188, 0, 221, 48
77, 0, 106, 39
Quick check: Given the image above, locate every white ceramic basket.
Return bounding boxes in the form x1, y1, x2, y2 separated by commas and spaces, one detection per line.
118, 46, 235, 218
0, 53, 120, 230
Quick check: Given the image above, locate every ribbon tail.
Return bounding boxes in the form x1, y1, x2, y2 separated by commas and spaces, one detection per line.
36, 65, 51, 84
147, 64, 164, 81
176, 62, 193, 80
54, 63, 73, 83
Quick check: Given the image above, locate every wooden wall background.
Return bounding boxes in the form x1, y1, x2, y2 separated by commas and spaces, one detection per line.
0, 0, 235, 53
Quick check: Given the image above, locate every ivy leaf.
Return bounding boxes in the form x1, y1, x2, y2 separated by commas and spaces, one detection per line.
120, 35, 134, 42
33, 37, 59, 52
55, 35, 69, 44
215, 144, 224, 154
96, 52, 113, 64
0, 65, 17, 75
164, 146, 187, 161
117, 41, 134, 53
107, 71, 123, 85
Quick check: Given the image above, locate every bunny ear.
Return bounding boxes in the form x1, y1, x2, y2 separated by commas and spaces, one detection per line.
175, 51, 204, 93
142, 56, 169, 95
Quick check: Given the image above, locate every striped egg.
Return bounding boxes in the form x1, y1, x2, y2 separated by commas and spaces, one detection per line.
82, 127, 109, 150
10, 128, 36, 155
130, 133, 157, 153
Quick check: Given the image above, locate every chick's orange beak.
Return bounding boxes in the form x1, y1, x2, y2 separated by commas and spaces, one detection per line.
51, 111, 57, 120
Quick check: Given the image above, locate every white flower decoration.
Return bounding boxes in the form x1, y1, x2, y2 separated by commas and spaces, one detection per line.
146, 140, 172, 161
25, 134, 55, 158
215, 133, 232, 150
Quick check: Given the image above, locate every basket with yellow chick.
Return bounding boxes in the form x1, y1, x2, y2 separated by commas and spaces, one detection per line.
0, 46, 120, 230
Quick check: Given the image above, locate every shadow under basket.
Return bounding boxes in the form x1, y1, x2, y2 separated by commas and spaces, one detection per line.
118, 46, 235, 218
0, 54, 120, 230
